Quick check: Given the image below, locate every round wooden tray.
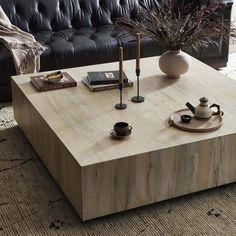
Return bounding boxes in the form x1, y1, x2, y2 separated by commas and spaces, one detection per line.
169, 108, 223, 132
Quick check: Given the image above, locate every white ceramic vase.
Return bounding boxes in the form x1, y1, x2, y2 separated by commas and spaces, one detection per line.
159, 50, 191, 79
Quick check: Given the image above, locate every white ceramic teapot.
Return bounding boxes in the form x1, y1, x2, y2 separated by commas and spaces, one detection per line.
185, 97, 223, 119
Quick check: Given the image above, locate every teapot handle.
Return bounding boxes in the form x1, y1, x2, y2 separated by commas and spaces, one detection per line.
210, 104, 224, 116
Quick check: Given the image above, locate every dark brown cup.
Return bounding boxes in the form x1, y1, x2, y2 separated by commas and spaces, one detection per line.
114, 122, 132, 136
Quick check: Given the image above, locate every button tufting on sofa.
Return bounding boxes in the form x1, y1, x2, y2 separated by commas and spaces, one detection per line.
15, 4, 23, 15
37, 2, 47, 15
119, 0, 126, 6
59, 1, 65, 12
89, 34, 97, 40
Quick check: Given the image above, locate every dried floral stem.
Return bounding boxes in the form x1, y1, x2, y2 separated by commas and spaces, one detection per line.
115, 0, 236, 51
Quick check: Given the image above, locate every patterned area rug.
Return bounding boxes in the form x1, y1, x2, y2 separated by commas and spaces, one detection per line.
1, 65, 236, 235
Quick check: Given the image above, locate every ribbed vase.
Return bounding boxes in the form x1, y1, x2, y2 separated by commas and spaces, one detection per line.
159, 50, 191, 79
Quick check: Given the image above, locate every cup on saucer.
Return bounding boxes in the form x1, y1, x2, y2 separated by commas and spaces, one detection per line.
113, 122, 132, 136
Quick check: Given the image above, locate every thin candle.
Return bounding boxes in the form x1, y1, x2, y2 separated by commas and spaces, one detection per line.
131, 32, 145, 103
119, 47, 123, 85
136, 33, 140, 70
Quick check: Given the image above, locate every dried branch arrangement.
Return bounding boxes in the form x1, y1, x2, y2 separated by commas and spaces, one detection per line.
115, 0, 235, 51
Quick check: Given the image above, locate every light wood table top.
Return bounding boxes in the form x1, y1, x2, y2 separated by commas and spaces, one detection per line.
12, 56, 236, 167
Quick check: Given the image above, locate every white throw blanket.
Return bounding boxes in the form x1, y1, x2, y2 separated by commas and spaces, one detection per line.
0, 6, 45, 74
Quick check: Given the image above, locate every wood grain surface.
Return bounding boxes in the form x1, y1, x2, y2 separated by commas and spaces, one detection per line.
169, 108, 223, 132
11, 56, 236, 220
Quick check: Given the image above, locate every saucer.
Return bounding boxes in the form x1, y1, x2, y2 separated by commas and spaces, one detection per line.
110, 129, 132, 139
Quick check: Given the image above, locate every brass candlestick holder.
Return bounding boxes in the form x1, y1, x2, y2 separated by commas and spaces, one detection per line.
131, 69, 145, 103
115, 83, 127, 109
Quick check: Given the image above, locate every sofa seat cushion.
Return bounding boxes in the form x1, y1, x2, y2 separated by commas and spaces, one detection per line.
0, 24, 225, 88
34, 25, 121, 71
0, 25, 161, 88
34, 25, 162, 71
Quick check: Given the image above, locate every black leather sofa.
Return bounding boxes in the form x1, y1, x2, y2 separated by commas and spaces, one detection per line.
0, 0, 233, 102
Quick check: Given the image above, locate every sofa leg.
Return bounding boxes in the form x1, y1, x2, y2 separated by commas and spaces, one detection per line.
0, 86, 12, 102
210, 62, 227, 69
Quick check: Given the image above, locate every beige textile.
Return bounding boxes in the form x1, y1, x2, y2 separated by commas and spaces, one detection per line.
0, 7, 45, 74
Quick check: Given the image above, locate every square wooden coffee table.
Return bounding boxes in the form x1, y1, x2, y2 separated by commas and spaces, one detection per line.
12, 56, 236, 221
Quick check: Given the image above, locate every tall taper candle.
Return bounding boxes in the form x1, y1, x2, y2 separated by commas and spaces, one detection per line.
136, 33, 140, 70
119, 47, 124, 85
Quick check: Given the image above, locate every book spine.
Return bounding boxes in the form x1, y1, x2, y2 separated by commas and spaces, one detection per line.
30, 80, 39, 90
89, 79, 128, 85
92, 82, 133, 91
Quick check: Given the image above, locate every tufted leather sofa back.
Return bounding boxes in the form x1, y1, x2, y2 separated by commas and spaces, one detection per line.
0, 0, 163, 33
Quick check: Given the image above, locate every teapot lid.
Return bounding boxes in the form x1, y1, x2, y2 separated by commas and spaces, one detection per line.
199, 97, 209, 103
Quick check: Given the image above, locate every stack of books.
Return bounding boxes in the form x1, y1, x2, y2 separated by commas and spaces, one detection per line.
82, 70, 133, 91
